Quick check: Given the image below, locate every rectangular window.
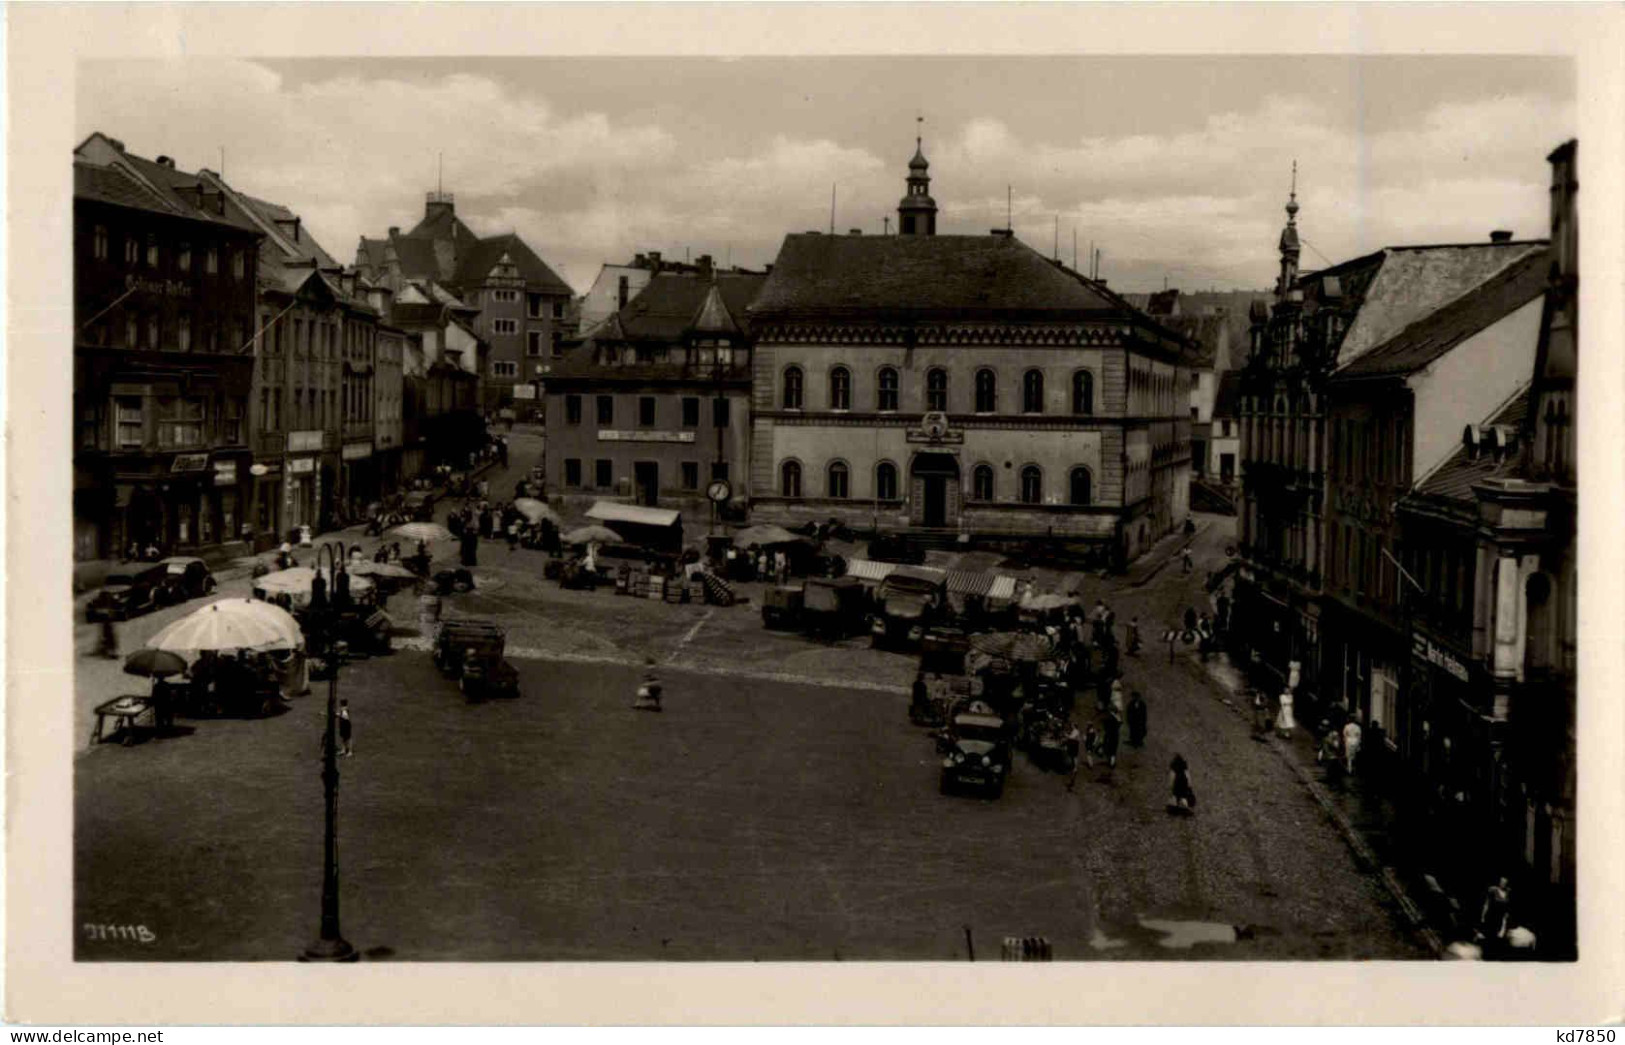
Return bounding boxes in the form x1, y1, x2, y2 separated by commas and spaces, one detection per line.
232, 250, 246, 280
682, 397, 700, 427
712, 397, 730, 429
528, 331, 543, 357
178, 243, 191, 272
492, 361, 518, 378
552, 331, 565, 357
160, 397, 205, 447
597, 395, 615, 425
223, 399, 243, 444
552, 301, 565, 320
124, 235, 139, 266
177, 315, 192, 353
492, 318, 519, 335
146, 237, 160, 269
595, 459, 613, 488
711, 461, 729, 483
206, 247, 218, 275
638, 396, 656, 427
146, 315, 160, 351
115, 397, 144, 448
528, 294, 544, 319
125, 312, 139, 349
681, 461, 699, 489
566, 395, 582, 425
564, 459, 582, 488
93, 225, 109, 260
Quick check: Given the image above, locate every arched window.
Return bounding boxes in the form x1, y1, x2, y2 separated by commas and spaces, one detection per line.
780, 459, 802, 498
829, 366, 851, 411
875, 461, 898, 501
1072, 370, 1094, 415
926, 368, 948, 412
782, 366, 803, 409
1069, 466, 1092, 506
1020, 465, 1042, 504
975, 368, 997, 413
877, 366, 899, 412
1023, 369, 1045, 413
827, 460, 849, 499
972, 464, 995, 501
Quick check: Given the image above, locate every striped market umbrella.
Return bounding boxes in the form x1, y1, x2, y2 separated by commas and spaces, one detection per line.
967, 631, 1059, 663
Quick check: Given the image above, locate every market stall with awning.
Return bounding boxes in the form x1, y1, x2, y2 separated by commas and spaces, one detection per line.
585, 500, 683, 552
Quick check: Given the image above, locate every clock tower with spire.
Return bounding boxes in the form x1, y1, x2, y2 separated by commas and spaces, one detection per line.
897, 117, 938, 236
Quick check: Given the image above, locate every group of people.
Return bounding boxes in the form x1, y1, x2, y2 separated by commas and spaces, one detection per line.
725, 544, 796, 585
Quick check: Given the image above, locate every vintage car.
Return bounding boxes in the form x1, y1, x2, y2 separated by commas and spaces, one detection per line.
939, 704, 1013, 798
870, 566, 947, 649
86, 562, 169, 622
403, 490, 437, 521
867, 533, 926, 566
156, 556, 217, 604
801, 576, 867, 639
433, 618, 519, 699
761, 584, 804, 629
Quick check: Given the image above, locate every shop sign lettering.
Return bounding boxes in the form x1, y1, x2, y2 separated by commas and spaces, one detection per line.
287, 457, 316, 475
170, 453, 209, 473
212, 460, 238, 486
124, 273, 191, 298
597, 430, 695, 444
342, 442, 373, 461
1412, 632, 1470, 684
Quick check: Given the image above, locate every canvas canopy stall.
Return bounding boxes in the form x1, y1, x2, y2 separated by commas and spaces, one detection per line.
585, 500, 683, 553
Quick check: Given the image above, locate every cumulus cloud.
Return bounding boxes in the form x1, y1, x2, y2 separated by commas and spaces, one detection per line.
77, 60, 1574, 293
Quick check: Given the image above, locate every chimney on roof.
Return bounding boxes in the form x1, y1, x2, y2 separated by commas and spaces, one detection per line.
1490, 230, 1514, 243
275, 217, 302, 243
156, 155, 175, 169
633, 253, 648, 269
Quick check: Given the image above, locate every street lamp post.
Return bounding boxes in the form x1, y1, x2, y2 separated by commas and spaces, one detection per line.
301, 541, 358, 962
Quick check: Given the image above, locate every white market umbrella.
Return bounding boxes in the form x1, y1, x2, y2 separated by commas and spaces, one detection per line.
346, 560, 418, 580
562, 524, 620, 546
147, 599, 302, 653
252, 566, 376, 599
391, 522, 454, 542
513, 498, 560, 525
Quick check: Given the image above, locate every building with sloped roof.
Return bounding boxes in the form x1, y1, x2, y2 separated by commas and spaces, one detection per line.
745, 141, 1197, 560
1232, 157, 1552, 713
355, 192, 576, 411
72, 134, 264, 562
544, 271, 767, 516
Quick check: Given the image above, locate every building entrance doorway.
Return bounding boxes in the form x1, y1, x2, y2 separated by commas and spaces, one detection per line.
634, 461, 659, 506
910, 453, 959, 528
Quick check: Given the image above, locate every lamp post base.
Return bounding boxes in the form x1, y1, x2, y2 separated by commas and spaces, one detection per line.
299, 936, 360, 962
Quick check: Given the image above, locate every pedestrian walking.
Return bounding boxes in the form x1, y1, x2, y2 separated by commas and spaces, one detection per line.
97, 617, 119, 659
1216, 593, 1232, 634
1101, 708, 1122, 769
337, 699, 353, 757
1082, 722, 1100, 770
634, 670, 664, 712
1127, 691, 1147, 746
1476, 876, 1511, 948
1183, 606, 1198, 634
1110, 677, 1125, 716
1125, 616, 1142, 656
1181, 546, 1193, 574
1276, 687, 1296, 738
506, 518, 520, 551
1168, 753, 1197, 812
1342, 717, 1363, 774
1251, 689, 1272, 738
1196, 613, 1215, 660
909, 670, 930, 723
460, 529, 479, 569
1364, 718, 1387, 776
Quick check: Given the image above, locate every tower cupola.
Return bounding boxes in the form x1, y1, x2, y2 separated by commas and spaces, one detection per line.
897, 117, 938, 236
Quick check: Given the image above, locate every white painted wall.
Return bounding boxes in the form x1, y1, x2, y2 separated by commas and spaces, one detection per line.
1408, 297, 1543, 484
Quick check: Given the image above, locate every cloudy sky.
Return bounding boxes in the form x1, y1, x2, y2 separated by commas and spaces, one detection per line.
77, 55, 1574, 294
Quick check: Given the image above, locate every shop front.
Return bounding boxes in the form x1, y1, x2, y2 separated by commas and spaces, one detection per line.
249, 458, 284, 553
342, 441, 377, 518
286, 455, 318, 538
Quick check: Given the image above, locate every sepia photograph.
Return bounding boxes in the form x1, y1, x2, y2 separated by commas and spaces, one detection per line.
9, 1, 1625, 1028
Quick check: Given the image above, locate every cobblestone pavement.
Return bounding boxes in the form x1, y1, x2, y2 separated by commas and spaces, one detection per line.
73, 431, 1429, 960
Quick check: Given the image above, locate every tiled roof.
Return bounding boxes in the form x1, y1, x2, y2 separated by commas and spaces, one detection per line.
389, 236, 444, 281
1414, 387, 1532, 502
114, 152, 263, 234
1335, 249, 1551, 379
606, 272, 767, 343
692, 281, 743, 338
1333, 241, 1548, 367
452, 233, 575, 296
236, 192, 339, 269
1160, 312, 1228, 369
388, 302, 449, 328
74, 162, 175, 217
1212, 369, 1245, 418
406, 205, 480, 246
749, 233, 1127, 320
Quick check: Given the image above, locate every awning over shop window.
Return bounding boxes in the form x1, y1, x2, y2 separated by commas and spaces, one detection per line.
842, 558, 897, 583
